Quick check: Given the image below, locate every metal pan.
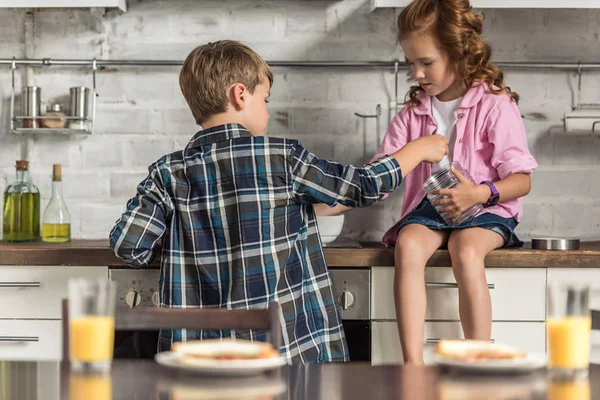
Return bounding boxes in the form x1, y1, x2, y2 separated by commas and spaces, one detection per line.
531, 238, 580, 250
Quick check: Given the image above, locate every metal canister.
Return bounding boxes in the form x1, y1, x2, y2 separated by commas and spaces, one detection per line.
21, 86, 41, 128
68, 87, 90, 129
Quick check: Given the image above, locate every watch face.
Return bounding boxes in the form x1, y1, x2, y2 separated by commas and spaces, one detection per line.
490, 195, 500, 206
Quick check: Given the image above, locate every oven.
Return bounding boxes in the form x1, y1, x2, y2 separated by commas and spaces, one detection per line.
109, 268, 371, 362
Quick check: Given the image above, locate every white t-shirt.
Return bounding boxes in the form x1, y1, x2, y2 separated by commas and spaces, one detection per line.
431, 96, 463, 169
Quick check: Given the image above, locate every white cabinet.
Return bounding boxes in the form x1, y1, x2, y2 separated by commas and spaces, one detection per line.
0, 320, 63, 361
0, 0, 126, 11
372, 321, 546, 365
0, 266, 108, 361
371, 0, 600, 8
371, 266, 547, 364
0, 266, 108, 319
371, 267, 546, 321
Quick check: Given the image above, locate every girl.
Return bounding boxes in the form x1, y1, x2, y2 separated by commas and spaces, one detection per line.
315, 0, 539, 364
378, 0, 538, 364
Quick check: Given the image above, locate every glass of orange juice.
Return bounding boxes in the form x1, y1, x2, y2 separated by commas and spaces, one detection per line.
547, 376, 590, 400
68, 278, 117, 373
547, 283, 591, 378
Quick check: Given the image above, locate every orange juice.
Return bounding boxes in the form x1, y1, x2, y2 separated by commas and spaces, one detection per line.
548, 379, 590, 400
70, 374, 112, 400
70, 316, 115, 362
547, 316, 591, 369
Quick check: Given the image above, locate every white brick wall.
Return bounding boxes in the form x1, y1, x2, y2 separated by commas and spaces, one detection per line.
0, 1, 599, 242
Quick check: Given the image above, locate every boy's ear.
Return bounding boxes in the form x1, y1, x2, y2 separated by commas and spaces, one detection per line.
229, 83, 248, 111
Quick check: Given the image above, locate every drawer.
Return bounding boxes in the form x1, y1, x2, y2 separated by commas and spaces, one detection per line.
0, 320, 62, 361
371, 267, 546, 321
0, 266, 108, 319
371, 321, 546, 365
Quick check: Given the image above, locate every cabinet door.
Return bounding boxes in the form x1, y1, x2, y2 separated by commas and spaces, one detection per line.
0, 320, 62, 361
371, 267, 546, 321
0, 266, 108, 319
371, 321, 546, 365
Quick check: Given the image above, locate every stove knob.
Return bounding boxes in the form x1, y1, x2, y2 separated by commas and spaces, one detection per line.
125, 291, 142, 308
151, 292, 160, 307
337, 291, 355, 310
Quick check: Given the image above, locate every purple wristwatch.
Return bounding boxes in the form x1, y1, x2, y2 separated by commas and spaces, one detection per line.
481, 180, 499, 208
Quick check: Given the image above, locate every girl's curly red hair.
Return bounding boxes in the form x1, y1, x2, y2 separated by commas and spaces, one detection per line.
398, 0, 518, 107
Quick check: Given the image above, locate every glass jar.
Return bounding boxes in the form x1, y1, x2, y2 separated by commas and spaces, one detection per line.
43, 103, 67, 129
423, 161, 483, 226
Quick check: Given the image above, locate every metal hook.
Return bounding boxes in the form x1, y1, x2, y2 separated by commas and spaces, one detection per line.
10, 57, 16, 131
592, 120, 600, 135
576, 60, 582, 109
91, 58, 98, 133
354, 104, 381, 119
394, 61, 399, 113
355, 104, 382, 156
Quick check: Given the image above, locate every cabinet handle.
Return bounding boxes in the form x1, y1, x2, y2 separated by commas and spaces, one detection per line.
425, 282, 495, 289
0, 282, 41, 288
425, 338, 495, 344
0, 336, 39, 343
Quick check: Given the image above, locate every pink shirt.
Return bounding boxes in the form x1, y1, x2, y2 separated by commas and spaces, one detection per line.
372, 82, 538, 246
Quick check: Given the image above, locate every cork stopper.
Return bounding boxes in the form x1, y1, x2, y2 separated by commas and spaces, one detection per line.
16, 160, 29, 171
52, 164, 62, 182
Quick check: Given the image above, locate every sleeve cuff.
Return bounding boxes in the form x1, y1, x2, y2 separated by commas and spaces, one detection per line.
496, 156, 538, 179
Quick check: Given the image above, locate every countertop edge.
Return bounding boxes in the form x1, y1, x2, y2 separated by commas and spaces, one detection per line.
0, 241, 599, 268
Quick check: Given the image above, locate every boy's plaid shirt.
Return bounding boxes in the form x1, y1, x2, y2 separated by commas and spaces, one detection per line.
109, 123, 402, 364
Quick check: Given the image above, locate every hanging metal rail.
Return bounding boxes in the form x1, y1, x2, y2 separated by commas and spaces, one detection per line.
2, 58, 600, 69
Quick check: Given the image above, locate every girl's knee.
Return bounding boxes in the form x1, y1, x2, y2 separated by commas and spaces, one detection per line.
449, 244, 483, 265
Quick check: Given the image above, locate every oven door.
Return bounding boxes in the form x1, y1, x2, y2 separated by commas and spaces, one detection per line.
343, 320, 371, 362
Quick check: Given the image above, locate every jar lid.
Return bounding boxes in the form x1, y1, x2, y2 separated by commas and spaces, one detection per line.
47, 103, 63, 112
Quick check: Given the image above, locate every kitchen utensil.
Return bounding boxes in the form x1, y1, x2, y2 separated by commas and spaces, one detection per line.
68, 87, 91, 129
531, 238, 580, 251
21, 86, 41, 128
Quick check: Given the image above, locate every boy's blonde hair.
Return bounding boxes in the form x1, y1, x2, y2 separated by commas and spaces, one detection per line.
179, 40, 273, 126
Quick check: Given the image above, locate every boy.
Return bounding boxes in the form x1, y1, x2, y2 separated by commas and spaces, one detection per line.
109, 40, 447, 364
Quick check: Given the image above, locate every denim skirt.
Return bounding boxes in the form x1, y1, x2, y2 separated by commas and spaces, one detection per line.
397, 197, 523, 248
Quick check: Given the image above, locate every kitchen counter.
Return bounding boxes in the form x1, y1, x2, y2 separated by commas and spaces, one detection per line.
0, 240, 599, 268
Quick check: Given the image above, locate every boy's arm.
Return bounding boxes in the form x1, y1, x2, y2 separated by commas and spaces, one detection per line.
109, 165, 173, 267
290, 136, 446, 208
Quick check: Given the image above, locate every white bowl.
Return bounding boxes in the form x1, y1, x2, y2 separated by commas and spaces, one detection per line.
316, 215, 345, 245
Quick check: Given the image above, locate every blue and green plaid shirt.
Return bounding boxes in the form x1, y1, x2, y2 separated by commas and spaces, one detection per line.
109, 123, 402, 364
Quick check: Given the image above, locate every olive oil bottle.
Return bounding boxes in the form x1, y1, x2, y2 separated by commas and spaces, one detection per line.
2, 160, 40, 242
42, 164, 71, 243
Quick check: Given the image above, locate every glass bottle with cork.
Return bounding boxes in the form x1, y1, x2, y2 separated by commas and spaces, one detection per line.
2, 160, 41, 242
42, 164, 71, 243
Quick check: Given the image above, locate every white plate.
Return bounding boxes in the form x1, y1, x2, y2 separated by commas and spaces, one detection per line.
433, 352, 548, 374
155, 351, 288, 376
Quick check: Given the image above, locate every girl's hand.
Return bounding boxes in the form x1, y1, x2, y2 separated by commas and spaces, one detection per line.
431, 166, 490, 220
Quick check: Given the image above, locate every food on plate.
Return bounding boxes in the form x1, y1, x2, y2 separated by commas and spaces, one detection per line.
435, 339, 527, 362
171, 339, 280, 364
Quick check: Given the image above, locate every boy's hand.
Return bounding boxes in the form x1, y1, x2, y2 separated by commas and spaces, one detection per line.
413, 134, 448, 163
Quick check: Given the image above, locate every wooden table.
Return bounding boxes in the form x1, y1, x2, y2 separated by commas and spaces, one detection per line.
1, 359, 599, 399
